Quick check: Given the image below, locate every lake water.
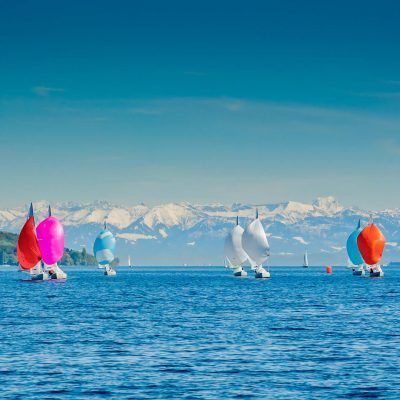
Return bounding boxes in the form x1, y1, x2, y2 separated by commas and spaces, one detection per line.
1, 266, 400, 399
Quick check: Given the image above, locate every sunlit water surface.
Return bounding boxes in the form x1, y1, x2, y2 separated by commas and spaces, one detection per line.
1, 266, 400, 399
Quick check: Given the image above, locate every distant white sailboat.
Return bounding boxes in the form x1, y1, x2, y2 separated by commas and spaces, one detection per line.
224, 216, 248, 277
128, 255, 133, 268
242, 209, 271, 279
303, 251, 309, 268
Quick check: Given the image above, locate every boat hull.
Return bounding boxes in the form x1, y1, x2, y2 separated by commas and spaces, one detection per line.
31, 272, 49, 281
255, 268, 270, 279
370, 270, 384, 277
104, 268, 116, 276
50, 271, 67, 280
233, 269, 247, 277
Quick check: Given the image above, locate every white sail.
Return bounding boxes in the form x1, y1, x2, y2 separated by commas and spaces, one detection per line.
224, 222, 249, 269
242, 212, 270, 266
303, 251, 309, 267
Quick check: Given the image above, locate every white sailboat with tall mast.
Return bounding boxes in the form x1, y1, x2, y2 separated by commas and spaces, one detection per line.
224, 216, 248, 277
128, 255, 132, 268
303, 250, 309, 268
242, 209, 271, 279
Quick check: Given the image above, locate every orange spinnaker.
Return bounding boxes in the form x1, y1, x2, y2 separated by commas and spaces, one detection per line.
357, 224, 385, 265
17, 216, 42, 270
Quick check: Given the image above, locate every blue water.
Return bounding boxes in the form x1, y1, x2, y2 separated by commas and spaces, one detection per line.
1, 266, 400, 399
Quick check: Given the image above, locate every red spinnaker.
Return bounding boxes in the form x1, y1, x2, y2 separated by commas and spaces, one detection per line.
357, 224, 385, 265
17, 216, 42, 270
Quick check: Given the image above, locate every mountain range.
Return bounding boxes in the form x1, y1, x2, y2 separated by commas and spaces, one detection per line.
0, 197, 399, 265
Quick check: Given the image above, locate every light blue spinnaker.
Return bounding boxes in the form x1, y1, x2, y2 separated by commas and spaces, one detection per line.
93, 223, 116, 265
346, 220, 364, 266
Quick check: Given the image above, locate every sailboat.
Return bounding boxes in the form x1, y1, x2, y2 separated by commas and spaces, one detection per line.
17, 203, 46, 280
17, 203, 66, 281
303, 251, 309, 268
346, 219, 365, 276
36, 206, 67, 280
93, 221, 117, 276
224, 216, 248, 277
242, 209, 271, 279
128, 255, 133, 268
357, 222, 385, 277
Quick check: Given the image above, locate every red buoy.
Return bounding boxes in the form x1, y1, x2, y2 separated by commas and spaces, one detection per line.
326, 265, 332, 274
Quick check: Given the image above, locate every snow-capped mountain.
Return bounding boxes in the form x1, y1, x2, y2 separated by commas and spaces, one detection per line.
1, 197, 399, 265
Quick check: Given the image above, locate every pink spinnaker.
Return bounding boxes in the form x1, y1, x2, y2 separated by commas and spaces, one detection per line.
36, 216, 65, 265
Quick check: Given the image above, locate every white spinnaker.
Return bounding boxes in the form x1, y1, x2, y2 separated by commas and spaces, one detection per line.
224, 225, 249, 268
242, 218, 270, 266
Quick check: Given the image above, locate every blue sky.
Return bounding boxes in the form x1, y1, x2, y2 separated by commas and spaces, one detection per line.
0, 0, 399, 209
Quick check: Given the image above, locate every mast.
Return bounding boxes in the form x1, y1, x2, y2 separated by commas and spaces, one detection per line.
27, 202, 34, 219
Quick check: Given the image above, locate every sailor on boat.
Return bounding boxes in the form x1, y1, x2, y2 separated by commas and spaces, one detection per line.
93, 221, 117, 276
223, 216, 248, 277
242, 209, 271, 279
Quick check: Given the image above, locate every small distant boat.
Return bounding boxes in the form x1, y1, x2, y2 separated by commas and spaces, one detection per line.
128, 255, 133, 268
242, 209, 270, 279
302, 251, 309, 268
224, 216, 248, 277
93, 221, 117, 276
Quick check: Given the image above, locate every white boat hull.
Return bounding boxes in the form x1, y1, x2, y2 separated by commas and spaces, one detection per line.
50, 270, 67, 280
104, 267, 116, 276
255, 267, 270, 279
233, 267, 247, 277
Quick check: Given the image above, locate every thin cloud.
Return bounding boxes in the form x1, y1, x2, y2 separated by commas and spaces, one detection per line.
32, 86, 65, 96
